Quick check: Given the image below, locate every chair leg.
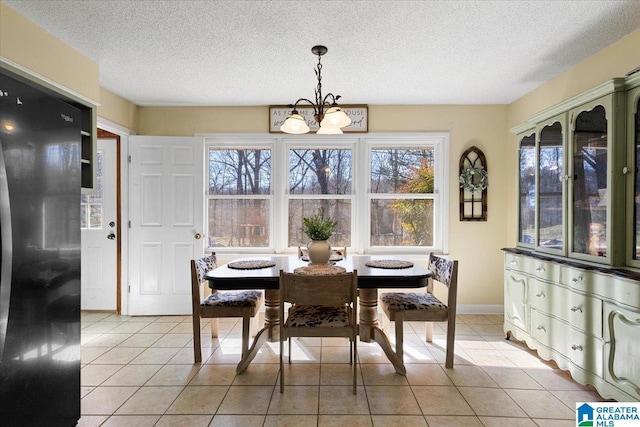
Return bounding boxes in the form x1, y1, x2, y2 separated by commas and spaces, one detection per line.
210, 318, 219, 338
349, 337, 353, 364
395, 313, 404, 363
352, 335, 357, 395
280, 332, 285, 393
192, 313, 202, 363
425, 321, 433, 343
251, 312, 260, 337
241, 315, 250, 360
288, 337, 292, 364
445, 317, 456, 368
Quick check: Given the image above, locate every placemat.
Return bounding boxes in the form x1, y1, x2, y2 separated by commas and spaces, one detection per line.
300, 253, 344, 262
365, 259, 414, 269
227, 260, 276, 270
293, 264, 347, 275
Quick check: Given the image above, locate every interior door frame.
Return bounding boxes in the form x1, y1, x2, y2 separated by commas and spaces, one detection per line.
97, 118, 130, 314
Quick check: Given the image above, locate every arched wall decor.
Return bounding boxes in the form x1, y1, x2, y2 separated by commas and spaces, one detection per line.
459, 146, 487, 221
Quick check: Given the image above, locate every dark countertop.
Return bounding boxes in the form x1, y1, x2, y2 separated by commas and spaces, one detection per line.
502, 247, 640, 281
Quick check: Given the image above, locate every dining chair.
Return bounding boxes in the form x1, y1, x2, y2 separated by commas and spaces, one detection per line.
279, 269, 358, 394
379, 253, 459, 368
191, 253, 264, 363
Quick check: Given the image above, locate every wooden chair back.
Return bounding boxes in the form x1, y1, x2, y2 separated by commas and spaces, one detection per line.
280, 270, 356, 307
427, 253, 459, 310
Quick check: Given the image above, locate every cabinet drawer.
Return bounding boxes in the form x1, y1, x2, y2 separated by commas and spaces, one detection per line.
506, 254, 559, 282
529, 280, 602, 337
505, 253, 530, 273
566, 288, 602, 338
531, 310, 603, 377
604, 303, 640, 399
529, 259, 560, 283
530, 309, 565, 350
560, 265, 588, 290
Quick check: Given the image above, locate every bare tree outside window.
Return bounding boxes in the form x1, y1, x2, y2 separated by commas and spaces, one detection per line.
207, 149, 271, 247
288, 149, 352, 247
370, 148, 435, 247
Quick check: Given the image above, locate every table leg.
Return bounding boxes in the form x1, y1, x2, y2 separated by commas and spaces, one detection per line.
236, 289, 280, 374
358, 288, 406, 375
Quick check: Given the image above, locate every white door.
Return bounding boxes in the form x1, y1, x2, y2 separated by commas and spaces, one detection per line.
81, 139, 118, 310
128, 136, 204, 315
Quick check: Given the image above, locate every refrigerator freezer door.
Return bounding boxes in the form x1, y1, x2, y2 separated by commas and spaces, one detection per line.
0, 69, 82, 426
0, 140, 12, 362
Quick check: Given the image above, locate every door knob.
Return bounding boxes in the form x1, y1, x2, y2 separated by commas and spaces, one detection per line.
107, 232, 116, 240
194, 233, 202, 240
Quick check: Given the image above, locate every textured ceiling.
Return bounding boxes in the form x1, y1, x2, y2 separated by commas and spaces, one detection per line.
3, 0, 640, 106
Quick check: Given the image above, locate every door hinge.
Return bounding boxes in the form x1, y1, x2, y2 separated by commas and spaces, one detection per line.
128, 220, 131, 228
128, 285, 131, 293
128, 155, 131, 163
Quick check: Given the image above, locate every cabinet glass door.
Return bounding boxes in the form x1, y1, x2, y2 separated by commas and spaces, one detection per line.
518, 133, 536, 246
634, 96, 640, 261
571, 105, 608, 257
538, 120, 565, 253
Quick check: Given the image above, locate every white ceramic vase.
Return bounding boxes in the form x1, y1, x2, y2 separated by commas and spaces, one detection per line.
307, 240, 331, 264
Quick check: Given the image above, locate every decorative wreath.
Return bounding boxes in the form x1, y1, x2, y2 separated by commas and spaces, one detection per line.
459, 166, 488, 194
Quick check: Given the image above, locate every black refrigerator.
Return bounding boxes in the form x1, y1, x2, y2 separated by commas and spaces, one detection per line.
0, 69, 81, 426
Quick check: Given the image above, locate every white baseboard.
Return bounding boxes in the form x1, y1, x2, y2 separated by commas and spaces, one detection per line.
455, 304, 503, 315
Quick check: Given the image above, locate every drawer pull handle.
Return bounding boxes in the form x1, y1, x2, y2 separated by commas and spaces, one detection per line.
571, 344, 583, 351
536, 292, 545, 298
570, 306, 583, 313
510, 259, 518, 265
535, 266, 545, 272
536, 325, 546, 332
571, 276, 583, 284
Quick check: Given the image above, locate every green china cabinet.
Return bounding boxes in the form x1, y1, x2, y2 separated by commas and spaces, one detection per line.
506, 73, 640, 402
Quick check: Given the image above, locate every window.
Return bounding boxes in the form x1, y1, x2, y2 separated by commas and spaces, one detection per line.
206, 134, 449, 253
287, 147, 353, 247
81, 149, 103, 229
365, 136, 448, 253
206, 145, 272, 248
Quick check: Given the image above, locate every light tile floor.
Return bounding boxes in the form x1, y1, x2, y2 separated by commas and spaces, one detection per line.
78, 313, 608, 426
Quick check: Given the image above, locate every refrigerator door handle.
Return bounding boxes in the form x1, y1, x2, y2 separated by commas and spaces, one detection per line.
0, 140, 13, 362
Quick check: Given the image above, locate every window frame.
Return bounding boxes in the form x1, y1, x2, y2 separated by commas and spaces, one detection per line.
360, 134, 449, 255
205, 136, 276, 253
205, 133, 449, 255
281, 138, 358, 249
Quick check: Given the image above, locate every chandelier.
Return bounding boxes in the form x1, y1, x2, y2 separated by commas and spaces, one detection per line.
280, 45, 351, 134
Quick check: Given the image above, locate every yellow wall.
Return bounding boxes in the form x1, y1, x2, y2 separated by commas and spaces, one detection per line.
0, 2, 99, 103
136, 106, 266, 135
98, 88, 137, 130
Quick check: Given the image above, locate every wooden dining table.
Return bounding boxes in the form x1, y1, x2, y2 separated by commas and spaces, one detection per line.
204, 254, 432, 375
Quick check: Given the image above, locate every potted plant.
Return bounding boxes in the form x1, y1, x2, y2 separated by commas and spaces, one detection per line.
302, 211, 337, 264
